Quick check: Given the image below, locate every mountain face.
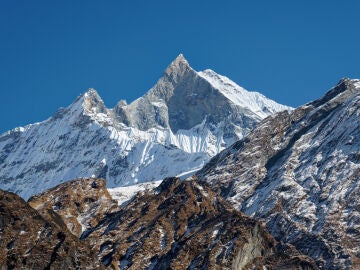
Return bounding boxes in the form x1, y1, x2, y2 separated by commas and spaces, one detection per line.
0, 54, 290, 199
0, 189, 102, 269
23, 177, 317, 270
197, 78, 360, 269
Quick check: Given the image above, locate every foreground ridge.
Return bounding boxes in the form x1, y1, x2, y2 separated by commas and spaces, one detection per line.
15, 177, 317, 269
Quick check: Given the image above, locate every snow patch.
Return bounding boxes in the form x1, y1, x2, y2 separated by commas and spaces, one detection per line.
108, 180, 162, 207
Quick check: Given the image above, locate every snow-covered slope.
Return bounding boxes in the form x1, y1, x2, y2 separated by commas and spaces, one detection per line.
198, 69, 289, 118
0, 54, 290, 199
108, 180, 162, 207
198, 78, 360, 269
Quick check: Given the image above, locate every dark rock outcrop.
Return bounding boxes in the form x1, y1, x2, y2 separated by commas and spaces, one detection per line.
0, 189, 102, 269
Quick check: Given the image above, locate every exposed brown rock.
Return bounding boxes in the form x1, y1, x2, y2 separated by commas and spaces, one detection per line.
0, 189, 102, 269
1, 177, 317, 269
28, 177, 119, 237
79, 177, 317, 269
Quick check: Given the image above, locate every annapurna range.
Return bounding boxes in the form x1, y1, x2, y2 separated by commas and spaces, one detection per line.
0, 54, 291, 199
0, 55, 359, 270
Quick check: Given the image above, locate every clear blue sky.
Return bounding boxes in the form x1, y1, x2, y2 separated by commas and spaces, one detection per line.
1, 1, 359, 133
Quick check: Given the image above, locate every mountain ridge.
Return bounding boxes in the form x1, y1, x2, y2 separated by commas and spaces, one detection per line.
197, 77, 360, 269
0, 55, 290, 199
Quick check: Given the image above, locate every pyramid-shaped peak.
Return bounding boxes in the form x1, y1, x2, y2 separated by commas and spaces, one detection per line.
165, 54, 195, 82
167, 53, 191, 71
174, 53, 187, 62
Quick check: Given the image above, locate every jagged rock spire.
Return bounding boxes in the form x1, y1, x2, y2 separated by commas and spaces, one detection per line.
163, 54, 192, 85
168, 53, 189, 67
81, 88, 107, 114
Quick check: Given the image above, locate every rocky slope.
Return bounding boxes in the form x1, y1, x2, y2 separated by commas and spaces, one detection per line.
197, 78, 360, 269
0, 54, 290, 200
28, 177, 316, 269
0, 189, 102, 269
28, 178, 119, 237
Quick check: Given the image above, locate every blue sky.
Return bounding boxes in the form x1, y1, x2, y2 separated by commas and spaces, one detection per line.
1, 1, 359, 132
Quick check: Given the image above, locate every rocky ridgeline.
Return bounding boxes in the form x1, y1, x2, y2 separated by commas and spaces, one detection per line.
198, 78, 360, 269
1, 178, 316, 269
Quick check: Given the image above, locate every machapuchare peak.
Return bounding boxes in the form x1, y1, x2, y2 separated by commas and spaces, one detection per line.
0, 55, 291, 199
172, 53, 188, 64
164, 53, 192, 78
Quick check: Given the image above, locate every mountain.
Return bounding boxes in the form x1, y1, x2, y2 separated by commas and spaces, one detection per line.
0, 54, 291, 199
197, 78, 360, 269
23, 177, 317, 269
0, 189, 102, 269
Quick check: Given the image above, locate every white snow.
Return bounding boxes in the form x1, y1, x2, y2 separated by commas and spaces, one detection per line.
159, 228, 166, 250
211, 229, 219, 238
198, 69, 292, 118
108, 180, 162, 207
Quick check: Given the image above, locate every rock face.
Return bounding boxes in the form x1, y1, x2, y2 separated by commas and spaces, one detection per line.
78, 177, 316, 269
0, 54, 290, 199
0, 189, 102, 269
197, 78, 360, 269
1, 177, 317, 269
28, 178, 119, 237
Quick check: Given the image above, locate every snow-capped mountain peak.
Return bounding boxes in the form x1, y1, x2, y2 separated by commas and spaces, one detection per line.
146, 53, 194, 102
0, 55, 291, 199
167, 53, 189, 69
